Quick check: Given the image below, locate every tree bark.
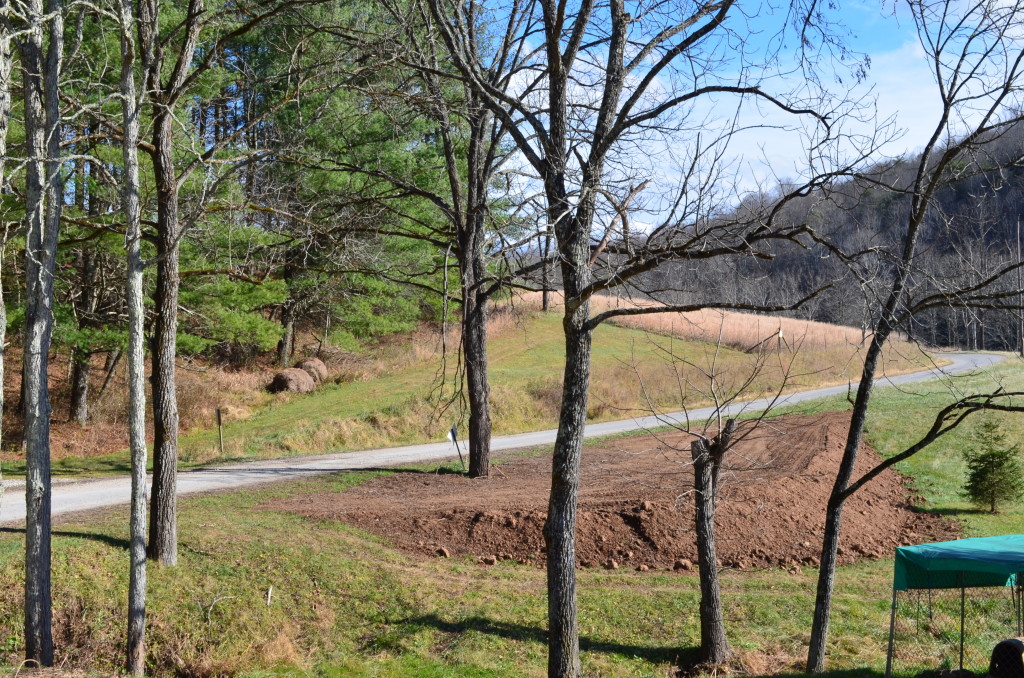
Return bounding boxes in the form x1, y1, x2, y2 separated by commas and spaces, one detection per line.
139, 0, 204, 568
544, 191, 594, 678
545, 306, 590, 678
461, 102, 493, 479
19, 0, 64, 662
121, 0, 148, 669
692, 420, 736, 666
69, 351, 90, 425
0, 23, 12, 499
147, 109, 180, 566
277, 302, 295, 366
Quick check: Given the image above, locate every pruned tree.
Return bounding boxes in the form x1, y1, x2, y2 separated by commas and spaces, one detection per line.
632, 325, 809, 668
689, 418, 735, 666
806, 2, 1024, 669
425, 0, 879, 673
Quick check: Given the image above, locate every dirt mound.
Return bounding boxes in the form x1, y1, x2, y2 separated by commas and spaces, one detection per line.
268, 368, 316, 394
264, 412, 959, 570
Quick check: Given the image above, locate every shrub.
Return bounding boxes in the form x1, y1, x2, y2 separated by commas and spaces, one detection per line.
961, 419, 1024, 513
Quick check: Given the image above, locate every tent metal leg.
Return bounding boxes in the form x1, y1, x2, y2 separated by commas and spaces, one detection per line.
959, 572, 966, 672
886, 588, 898, 678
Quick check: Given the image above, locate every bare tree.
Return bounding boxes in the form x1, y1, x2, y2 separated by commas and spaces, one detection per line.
632, 328, 808, 668
7, 0, 65, 663
426, 0, 876, 673
806, 0, 1024, 670
321, 1, 541, 478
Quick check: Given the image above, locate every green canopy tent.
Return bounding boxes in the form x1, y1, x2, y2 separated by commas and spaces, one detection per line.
885, 535, 1024, 677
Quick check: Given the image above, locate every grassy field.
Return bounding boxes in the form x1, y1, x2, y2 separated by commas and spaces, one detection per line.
0, 356, 1020, 676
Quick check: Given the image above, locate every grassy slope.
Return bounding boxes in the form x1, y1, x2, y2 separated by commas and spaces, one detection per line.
25, 311, 930, 478
0, 356, 1020, 675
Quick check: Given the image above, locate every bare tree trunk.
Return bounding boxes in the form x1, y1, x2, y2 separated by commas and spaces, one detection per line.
542, 226, 551, 312
69, 250, 97, 425
121, 0, 148, 669
545, 311, 590, 678
691, 420, 735, 666
807, 336, 885, 672
461, 106, 493, 479
138, 0, 204, 567
0, 25, 12, 502
544, 204, 593, 678
147, 109, 180, 566
19, 0, 64, 662
277, 301, 295, 366
69, 350, 90, 425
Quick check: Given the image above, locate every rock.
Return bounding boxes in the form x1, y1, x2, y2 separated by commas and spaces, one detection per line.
605, 559, 619, 570
673, 559, 693, 571
641, 501, 654, 511
636, 564, 649, 572
437, 547, 450, 558
294, 357, 329, 384
268, 368, 316, 393
482, 555, 497, 565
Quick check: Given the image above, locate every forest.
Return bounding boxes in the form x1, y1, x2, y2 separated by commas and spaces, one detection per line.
4, 0, 1024, 675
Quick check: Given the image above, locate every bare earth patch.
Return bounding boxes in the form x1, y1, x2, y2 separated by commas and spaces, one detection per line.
263, 412, 958, 571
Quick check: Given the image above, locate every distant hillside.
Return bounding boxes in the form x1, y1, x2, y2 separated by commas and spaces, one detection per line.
632, 122, 1024, 352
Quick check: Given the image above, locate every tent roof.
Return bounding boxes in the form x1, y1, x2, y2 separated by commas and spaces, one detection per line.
894, 535, 1024, 591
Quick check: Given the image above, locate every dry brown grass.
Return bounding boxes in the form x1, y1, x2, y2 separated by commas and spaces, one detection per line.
514, 290, 870, 352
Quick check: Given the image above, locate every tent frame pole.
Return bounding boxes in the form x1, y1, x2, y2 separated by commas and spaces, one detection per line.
886, 587, 898, 678
1016, 573, 1022, 637
959, 572, 966, 672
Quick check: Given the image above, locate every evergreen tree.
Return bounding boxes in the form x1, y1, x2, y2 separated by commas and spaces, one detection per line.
962, 419, 1024, 513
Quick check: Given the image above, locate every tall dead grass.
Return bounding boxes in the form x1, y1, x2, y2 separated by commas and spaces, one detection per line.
513, 290, 869, 352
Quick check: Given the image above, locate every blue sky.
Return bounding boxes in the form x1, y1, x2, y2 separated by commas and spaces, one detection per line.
736, 0, 941, 183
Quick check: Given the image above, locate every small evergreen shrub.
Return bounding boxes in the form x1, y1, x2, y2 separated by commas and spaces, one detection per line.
961, 419, 1024, 513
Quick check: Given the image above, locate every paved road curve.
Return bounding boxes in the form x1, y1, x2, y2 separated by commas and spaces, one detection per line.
0, 352, 1008, 523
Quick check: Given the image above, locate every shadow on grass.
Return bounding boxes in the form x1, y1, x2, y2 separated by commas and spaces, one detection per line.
910, 506, 985, 517
400, 614, 689, 664
748, 670, 888, 678
0, 527, 128, 550
356, 466, 466, 476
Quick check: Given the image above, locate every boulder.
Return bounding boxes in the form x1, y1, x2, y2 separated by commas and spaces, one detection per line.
294, 357, 329, 384
268, 368, 316, 394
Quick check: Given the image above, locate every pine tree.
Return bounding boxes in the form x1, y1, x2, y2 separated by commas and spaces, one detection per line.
962, 419, 1024, 513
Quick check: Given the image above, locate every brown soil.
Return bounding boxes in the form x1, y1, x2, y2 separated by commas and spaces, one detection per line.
264, 412, 959, 571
